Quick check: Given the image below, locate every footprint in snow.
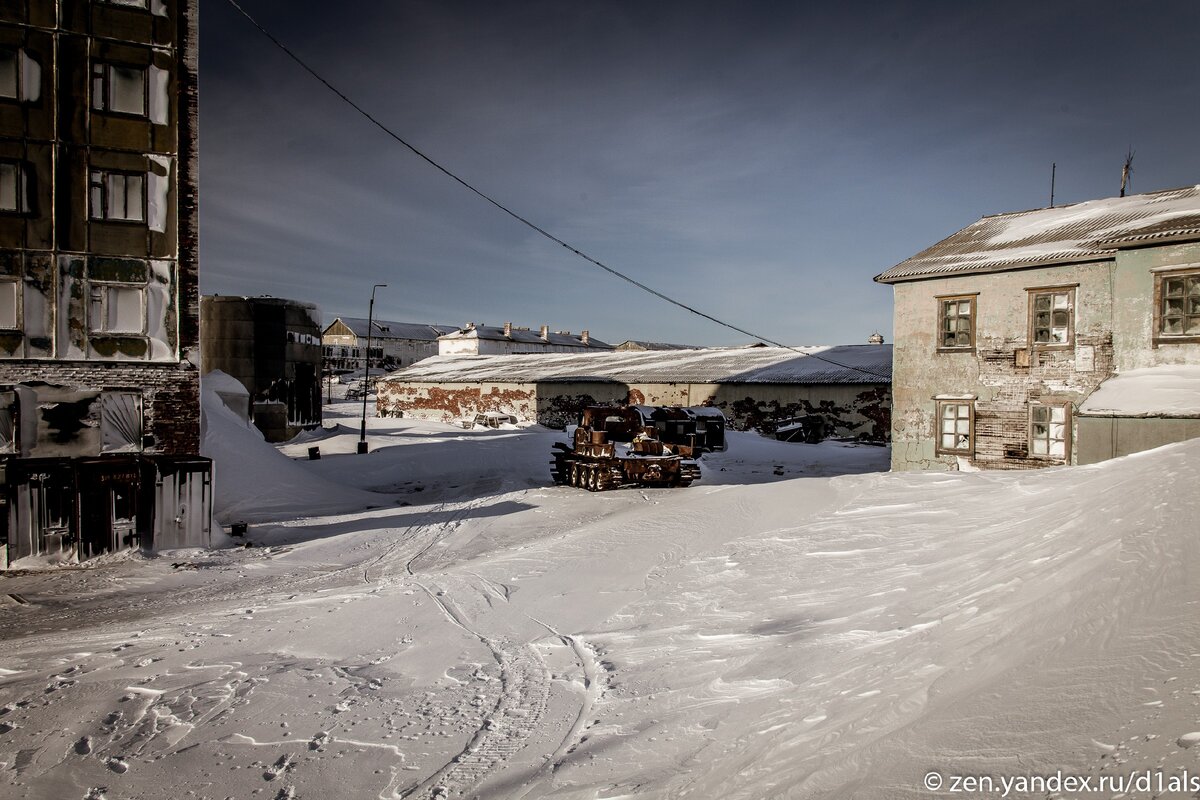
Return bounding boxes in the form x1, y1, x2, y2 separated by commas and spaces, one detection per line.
75, 736, 92, 755
105, 757, 129, 774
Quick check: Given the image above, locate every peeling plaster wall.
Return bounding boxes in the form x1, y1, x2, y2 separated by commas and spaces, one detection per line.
0, 0, 200, 456
377, 378, 891, 441
1111, 241, 1200, 370
890, 262, 1115, 471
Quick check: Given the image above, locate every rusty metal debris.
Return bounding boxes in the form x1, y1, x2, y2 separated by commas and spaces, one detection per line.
550, 405, 727, 491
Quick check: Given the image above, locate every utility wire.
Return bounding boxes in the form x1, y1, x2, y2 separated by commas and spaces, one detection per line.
222, 0, 892, 382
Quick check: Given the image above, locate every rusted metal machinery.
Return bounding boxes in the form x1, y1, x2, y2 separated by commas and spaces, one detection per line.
551, 405, 726, 491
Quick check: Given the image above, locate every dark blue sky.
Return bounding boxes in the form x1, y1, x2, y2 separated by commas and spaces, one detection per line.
201, 1, 1200, 345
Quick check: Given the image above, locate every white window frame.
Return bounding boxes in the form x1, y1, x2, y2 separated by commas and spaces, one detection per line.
89, 283, 146, 335
90, 169, 146, 222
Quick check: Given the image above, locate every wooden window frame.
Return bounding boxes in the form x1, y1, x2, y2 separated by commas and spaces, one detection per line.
1028, 402, 1071, 461
1152, 267, 1200, 346
0, 278, 20, 330
936, 293, 978, 353
1026, 284, 1076, 350
934, 399, 974, 456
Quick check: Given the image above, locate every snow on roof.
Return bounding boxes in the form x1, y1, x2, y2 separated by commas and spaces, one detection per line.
326, 318, 458, 341
438, 325, 613, 349
383, 345, 892, 385
614, 340, 704, 351
1077, 365, 1200, 418
876, 184, 1200, 283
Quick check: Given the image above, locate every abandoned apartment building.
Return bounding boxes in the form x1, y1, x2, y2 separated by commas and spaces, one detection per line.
876, 183, 1200, 472
321, 316, 458, 372
0, 0, 209, 567
376, 344, 892, 440
201, 295, 323, 442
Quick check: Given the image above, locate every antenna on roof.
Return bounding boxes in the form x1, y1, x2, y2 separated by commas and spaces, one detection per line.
1049, 162, 1056, 207
1120, 148, 1134, 197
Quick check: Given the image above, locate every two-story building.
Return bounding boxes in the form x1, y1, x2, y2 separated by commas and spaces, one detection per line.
0, 1, 208, 566
876, 184, 1200, 471
437, 322, 612, 356
322, 317, 457, 371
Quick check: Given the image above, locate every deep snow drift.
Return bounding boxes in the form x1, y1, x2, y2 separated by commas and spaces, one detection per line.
1, 399, 1198, 799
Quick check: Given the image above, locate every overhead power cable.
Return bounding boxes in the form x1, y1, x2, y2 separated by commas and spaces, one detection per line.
222, 0, 892, 382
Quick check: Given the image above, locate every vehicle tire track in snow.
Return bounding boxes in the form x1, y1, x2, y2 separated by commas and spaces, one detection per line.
400, 582, 550, 799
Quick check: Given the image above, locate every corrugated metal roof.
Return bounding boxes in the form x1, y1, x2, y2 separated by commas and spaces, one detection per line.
438, 325, 613, 349
384, 345, 892, 385
614, 340, 703, 351
326, 318, 458, 341
876, 185, 1200, 284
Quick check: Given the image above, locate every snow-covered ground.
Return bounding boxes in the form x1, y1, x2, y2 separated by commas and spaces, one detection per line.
1, 396, 1199, 799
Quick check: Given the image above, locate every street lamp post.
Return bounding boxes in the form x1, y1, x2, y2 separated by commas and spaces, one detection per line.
358, 283, 387, 454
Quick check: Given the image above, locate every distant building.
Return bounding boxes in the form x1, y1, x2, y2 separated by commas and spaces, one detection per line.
201, 296, 323, 442
322, 317, 457, 371
378, 345, 892, 439
438, 322, 613, 356
876, 184, 1200, 471
614, 341, 702, 351
0, 1, 210, 566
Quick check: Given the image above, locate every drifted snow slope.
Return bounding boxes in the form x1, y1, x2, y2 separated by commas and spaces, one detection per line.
0, 402, 1197, 800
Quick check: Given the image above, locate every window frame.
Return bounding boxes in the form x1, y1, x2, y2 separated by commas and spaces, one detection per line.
1152, 266, 1200, 346
1026, 284, 1077, 350
89, 168, 146, 223
0, 47, 18, 101
935, 293, 978, 352
0, 159, 29, 214
88, 282, 146, 335
934, 399, 975, 456
1028, 402, 1071, 461
91, 61, 148, 118
0, 278, 20, 330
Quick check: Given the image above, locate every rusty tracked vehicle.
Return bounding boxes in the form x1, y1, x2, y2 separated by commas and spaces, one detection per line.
550, 405, 725, 491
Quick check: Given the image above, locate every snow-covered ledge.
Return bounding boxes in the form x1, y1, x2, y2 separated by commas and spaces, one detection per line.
1078, 365, 1200, 418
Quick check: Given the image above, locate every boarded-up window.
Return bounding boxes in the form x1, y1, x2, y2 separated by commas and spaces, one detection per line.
1030, 404, 1069, 459
90, 284, 145, 334
90, 170, 145, 222
101, 391, 143, 452
0, 161, 27, 213
92, 63, 146, 116
0, 280, 17, 329
936, 400, 973, 455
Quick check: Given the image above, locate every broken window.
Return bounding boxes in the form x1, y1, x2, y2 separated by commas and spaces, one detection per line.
1157, 270, 1200, 339
0, 48, 16, 99
92, 62, 147, 116
0, 390, 15, 453
935, 400, 973, 455
1029, 404, 1069, 459
90, 169, 145, 222
89, 284, 145, 334
101, 391, 143, 452
0, 280, 18, 329
1029, 287, 1074, 346
937, 295, 976, 350
0, 160, 28, 213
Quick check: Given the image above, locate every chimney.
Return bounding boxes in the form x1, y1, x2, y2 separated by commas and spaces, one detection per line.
465, 322, 475, 331
539, 325, 549, 340
581, 330, 590, 345
868, 331, 885, 344
503, 321, 512, 337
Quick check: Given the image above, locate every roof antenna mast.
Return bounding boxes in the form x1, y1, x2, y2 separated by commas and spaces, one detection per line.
1120, 148, 1134, 197
1050, 162, 1056, 207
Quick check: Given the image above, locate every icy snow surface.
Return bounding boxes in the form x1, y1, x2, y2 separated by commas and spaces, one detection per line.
1, 398, 1199, 798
